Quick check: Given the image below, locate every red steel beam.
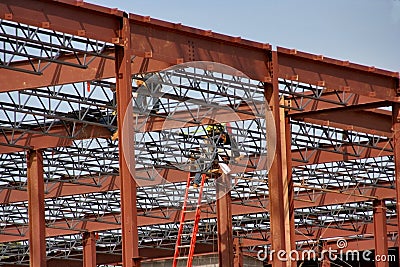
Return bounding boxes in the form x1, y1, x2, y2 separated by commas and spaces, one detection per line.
392, 103, 400, 265
0, 124, 111, 154
321, 241, 331, 267
82, 232, 97, 267
115, 14, 140, 267
291, 108, 392, 138
291, 138, 392, 167
233, 239, 243, 267
216, 175, 234, 266
1, 157, 393, 205
0, 53, 171, 92
129, 14, 271, 81
241, 217, 398, 247
0, 170, 393, 216
40, 238, 397, 266
265, 51, 293, 267
1, 1, 398, 98
0, 0, 272, 85
0, 51, 115, 92
27, 149, 47, 267
288, 92, 388, 115
0, 103, 257, 154
0, 187, 395, 243
373, 199, 389, 267
285, 110, 296, 255
277, 47, 400, 102
0, 0, 122, 43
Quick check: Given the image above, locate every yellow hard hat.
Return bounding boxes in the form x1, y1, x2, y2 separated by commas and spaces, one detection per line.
206, 125, 213, 132
136, 80, 144, 86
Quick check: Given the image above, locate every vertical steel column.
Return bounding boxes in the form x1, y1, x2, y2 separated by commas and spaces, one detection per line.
265, 51, 294, 267
115, 13, 140, 267
393, 103, 400, 265
233, 238, 243, 267
83, 232, 96, 267
216, 174, 234, 266
373, 199, 388, 267
27, 149, 47, 267
321, 241, 331, 267
281, 111, 297, 267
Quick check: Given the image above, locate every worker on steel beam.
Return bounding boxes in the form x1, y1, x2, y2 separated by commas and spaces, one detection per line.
192, 123, 239, 187
110, 73, 162, 141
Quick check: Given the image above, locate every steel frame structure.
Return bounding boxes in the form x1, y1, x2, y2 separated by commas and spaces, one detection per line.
0, 1, 399, 267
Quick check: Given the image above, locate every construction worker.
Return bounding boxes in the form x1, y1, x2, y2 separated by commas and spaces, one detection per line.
134, 73, 162, 115
192, 123, 234, 187
110, 73, 162, 141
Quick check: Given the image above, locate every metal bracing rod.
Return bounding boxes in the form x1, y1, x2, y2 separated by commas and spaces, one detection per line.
291, 120, 392, 152
0, 139, 119, 189
0, 19, 113, 74
0, 71, 264, 151
0, 155, 394, 239
292, 156, 394, 191
291, 121, 392, 165
0, 198, 396, 264
0, 20, 112, 53
134, 120, 267, 172
278, 79, 363, 111
0, 23, 113, 59
0, 84, 115, 128
293, 183, 378, 200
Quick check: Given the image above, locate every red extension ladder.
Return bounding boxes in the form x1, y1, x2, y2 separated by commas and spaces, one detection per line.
172, 172, 206, 267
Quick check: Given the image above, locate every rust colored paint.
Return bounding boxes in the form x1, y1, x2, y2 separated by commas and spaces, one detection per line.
392, 103, 400, 265
27, 149, 47, 267
0, 0, 121, 43
83, 232, 97, 267
0, 51, 116, 92
129, 14, 271, 81
233, 239, 243, 267
216, 175, 234, 266
277, 47, 400, 101
0, 197, 396, 244
115, 15, 140, 267
0, 124, 111, 154
264, 51, 290, 267
291, 109, 393, 137
373, 199, 389, 267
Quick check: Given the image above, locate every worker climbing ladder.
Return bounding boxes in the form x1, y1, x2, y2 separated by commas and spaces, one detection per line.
172, 172, 207, 267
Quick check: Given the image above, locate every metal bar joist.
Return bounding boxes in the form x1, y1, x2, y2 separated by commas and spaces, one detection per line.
0, 19, 114, 75
277, 47, 400, 102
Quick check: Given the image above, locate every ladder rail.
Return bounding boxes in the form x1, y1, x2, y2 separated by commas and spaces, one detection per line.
186, 173, 206, 267
172, 172, 192, 266
172, 172, 207, 267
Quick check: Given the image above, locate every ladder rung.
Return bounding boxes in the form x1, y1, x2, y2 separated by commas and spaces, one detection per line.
182, 221, 195, 224
177, 256, 189, 260
181, 233, 191, 236
184, 209, 196, 213
178, 244, 191, 248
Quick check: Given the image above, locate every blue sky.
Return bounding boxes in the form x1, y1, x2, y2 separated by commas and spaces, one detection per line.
89, 0, 399, 71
